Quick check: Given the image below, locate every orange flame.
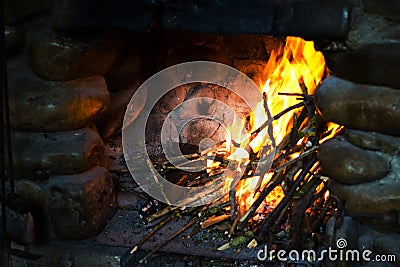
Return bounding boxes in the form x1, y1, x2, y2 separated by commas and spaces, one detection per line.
257, 37, 326, 147
212, 37, 340, 219
320, 122, 343, 143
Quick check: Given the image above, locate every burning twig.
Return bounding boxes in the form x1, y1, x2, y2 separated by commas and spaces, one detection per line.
262, 92, 276, 148
288, 174, 322, 249
289, 108, 308, 146
186, 172, 224, 186
309, 196, 334, 235
251, 102, 306, 136
238, 161, 302, 230
258, 154, 318, 237
229, 186, 237, 221
278, 92, 305, 97
274, 146, 318, 172
238, 171, 283, 229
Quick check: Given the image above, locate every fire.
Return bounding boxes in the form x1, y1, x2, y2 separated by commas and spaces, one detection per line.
222, 36, 335, 217
234, 173, 285, 218
258, 36, 326, 146
320, 122, 343, 143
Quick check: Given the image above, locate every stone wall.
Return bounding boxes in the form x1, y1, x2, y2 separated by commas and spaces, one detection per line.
315, 1, 400, 266
5, 1, 120, 241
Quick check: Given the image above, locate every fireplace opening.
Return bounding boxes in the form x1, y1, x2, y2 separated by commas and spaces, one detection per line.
1, 0, 400, 266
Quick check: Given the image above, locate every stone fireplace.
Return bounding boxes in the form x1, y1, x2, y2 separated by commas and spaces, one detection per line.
1, 0, 400, 266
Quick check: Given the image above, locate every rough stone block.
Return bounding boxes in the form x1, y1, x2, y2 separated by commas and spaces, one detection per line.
274, 1, 351, 41
12, 128, 107, 178
3, 0, 50, 24
161, 0, 274, 35
15, 180, 48, 239
140, 31, 224, 75
345, 5, 400, 50
319, 137, 390, 185
325, 43, 400, 89
145, 83, 252, 156
52, 0, 153, 33
162, 0, 350, 40
47, 167, 115, 240
316, 76, 400, 136
151, 85, 188, 115
27, 27, 122, 81
8, 56, 110, 132
325, 216, 360, 250
16, 180, 47, 210
363, 0, 400, 21
328, 156, 400, 232
326, 216, 400, 267
346, 129, 400, 154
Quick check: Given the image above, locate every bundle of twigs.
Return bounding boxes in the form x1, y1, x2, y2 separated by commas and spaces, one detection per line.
130, 91, 341, 261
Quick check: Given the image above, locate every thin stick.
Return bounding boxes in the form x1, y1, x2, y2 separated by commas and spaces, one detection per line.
289, 175, 321, 249
186, 172, 223, 186
145, 206, 179, 223
259, 154, 318, 237
251, 102, 305, 136
278, 92, 305, 97
238, 171, 282, 229
273, 167, 320, 232
159, 141, 227, 167
200, 140, 226, 156
238, 161, 302, 229
228, 214, 240, 237
187, 224, 201, 238
229, 185, 236, 221
274, 146, 318, 172
130, 212, 176, 253
262, 92, 276, 148
201, 214, 230, 229
309, 197, 333, 235
139, 218, 197, 263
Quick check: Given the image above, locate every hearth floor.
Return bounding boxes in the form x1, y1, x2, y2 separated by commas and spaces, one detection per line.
96, 209, 262, 262
0, 216, 268, 267
1, 209, 269, 267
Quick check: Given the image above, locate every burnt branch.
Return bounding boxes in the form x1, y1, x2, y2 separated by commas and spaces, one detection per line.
258, 154, 318, 238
